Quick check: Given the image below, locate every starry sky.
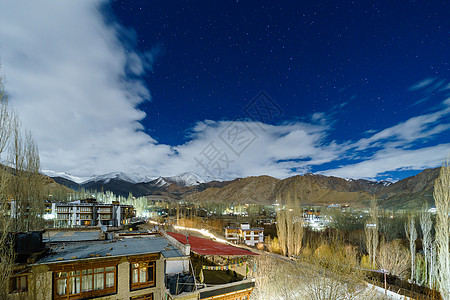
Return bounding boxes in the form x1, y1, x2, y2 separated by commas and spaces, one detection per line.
0, 1, 449, 181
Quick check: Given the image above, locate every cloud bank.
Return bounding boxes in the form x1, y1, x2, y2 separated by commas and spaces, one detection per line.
0, 1, 449, 181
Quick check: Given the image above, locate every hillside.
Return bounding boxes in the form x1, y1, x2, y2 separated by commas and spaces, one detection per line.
0, 165, 74, 198
50, 168, 442, 209
181, 168, 441, 209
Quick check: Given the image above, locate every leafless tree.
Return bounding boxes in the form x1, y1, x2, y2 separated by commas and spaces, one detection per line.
405, 214, 417, 282
420, 205, 433, 288
377, 238, 410, 278
7, 113, 44, 232
434, 160, 450, 300
276, 209, 288, 256
293, 216, 304, 256
276, 190, 304, 257
364, 198, 378, 268
0, 69, 14, 299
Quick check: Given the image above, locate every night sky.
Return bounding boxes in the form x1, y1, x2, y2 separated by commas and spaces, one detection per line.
111, 1, 448, 145
0, 1, 449, 181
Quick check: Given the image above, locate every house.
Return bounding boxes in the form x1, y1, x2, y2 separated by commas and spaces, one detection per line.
225, 223, 264, 247
6, 230, 195, 300
239, 224, 264, 247
224, 226, 240, 244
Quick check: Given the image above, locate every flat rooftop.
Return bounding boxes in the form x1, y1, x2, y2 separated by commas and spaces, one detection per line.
167, 232, 258, 256
36, 235, 185, 264
43, 230, 102, 243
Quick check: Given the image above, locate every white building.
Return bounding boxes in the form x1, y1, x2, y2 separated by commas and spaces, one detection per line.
44, 199, 135, 228
225, 223, 264, 246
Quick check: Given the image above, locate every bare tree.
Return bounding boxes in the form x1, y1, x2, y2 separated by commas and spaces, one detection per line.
377, 238, 410, 278
7, 113, 44, 232
0, 69, 14, 299
434, 160, 450, 300
276, 209, 287, 256
293, 215, 304, 256
364, 198, 378, 268
24, 131, 44, 231
420, 206, 433, 288
286, 208, 294, 256
276, 190, 304, 257
405, 214, 417, 282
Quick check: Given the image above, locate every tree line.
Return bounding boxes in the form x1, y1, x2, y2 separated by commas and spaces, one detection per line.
0, 69, 44, 297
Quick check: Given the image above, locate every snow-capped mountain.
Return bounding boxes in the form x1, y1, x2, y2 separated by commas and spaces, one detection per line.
164, 172, 213, 187
45, 170, 215, 187
152, 177, 170, 187
82, 172, 157, 185
42, 170, 88, 184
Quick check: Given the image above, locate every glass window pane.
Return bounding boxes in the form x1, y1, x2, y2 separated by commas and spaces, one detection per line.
105, 266, 115, 272
69, 276, 80, 294
106, 272, 114, 287
147, 266, 154, 282
82, 269, 92, 275
57, 279, 67, 295
94, 273, 104, 290
94, 268, 104, 273
140, 267, 147, 283
132, 268, 139, 283
57, 272, 67, 278
82, 275, 92, 292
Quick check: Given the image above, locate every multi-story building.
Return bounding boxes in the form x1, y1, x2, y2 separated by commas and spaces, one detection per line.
224, 226, 240, 244
44, 199, 135, 228
225, 223, 264, 246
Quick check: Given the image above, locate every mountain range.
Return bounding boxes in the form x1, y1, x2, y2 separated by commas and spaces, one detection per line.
46, 168, 442, 209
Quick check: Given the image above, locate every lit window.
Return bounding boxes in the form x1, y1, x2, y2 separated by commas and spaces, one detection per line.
130, 261, 155, 290
54, 264, 116, 299
10, 275, 28, 293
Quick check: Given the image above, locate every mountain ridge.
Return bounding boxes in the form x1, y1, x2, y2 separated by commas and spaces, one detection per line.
49, 168, 442, 209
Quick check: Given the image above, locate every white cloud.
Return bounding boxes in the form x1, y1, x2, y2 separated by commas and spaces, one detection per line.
321, 144, 450, 180
0, 0, 338, 180
353, 99, 450, 151
409, 78, 435, 91
321, 98, 450, 179
0, 0, 171, 176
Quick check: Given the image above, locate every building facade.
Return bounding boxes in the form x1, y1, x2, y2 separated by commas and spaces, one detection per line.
44, 199, 135, 228
7, 233, 193, 300
225, 223, 264, 247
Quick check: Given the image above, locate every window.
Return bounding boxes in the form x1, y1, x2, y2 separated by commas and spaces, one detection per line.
54, 264, 117, 299
130, 261, 155, 290
9, 275, 27, 293
131, 293, 153, 300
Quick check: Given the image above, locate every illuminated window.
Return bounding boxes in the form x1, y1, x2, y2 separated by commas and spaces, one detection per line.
9, 275, 27, 293
130, 261, 155, 290
54, 264, 116, 299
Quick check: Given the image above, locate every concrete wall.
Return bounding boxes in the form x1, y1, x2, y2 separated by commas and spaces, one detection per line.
166, 257, 190, 274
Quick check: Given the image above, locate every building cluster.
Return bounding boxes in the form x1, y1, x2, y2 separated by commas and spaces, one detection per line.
6, 228, 256, 300
224, 223, 264, 246
43, 198, 135, 228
